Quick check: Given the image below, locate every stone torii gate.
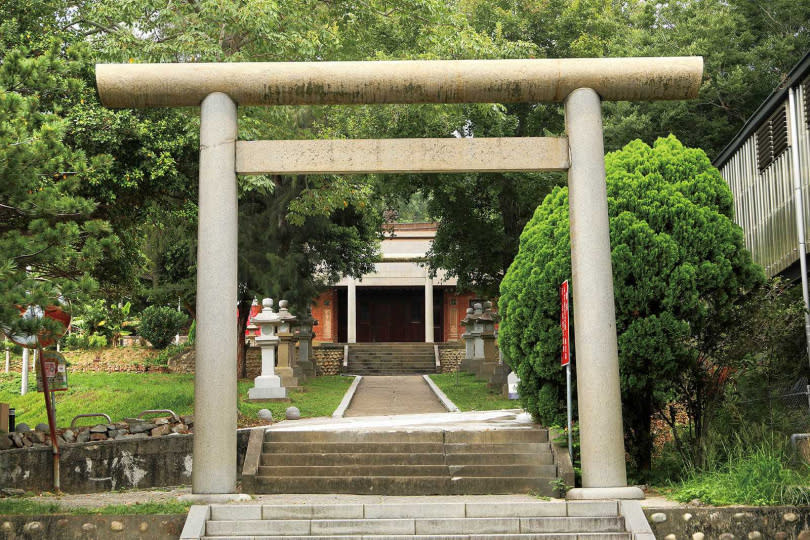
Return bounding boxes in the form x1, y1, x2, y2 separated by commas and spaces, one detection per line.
96, 57, 702, 499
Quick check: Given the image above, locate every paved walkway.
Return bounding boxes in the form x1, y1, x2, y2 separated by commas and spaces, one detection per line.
343, 375, 446, 417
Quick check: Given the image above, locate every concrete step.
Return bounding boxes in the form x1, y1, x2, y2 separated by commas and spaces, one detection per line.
265, 430, 445, 443
266, 428, 548, 444
262, 441, 445, 454
208, 501, 622, 521
205, 516, 625, 536
260, 452, 448, 467
444, 429, 549, 444
250, 427, 561, 496
252, 476, 560, 495
445, 452, 554, 466
202, 531, 630, 538
253, 475, 454, 495
195, 501, 634, 539
444, 442, 551, 453
447, 464, 557, 477
258, 464, 451, 477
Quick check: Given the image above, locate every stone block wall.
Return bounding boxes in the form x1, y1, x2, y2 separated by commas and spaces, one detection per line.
168, 347, 262, 378
0, 515, 186, 540
438, 344, 465, 373
0, 430, 253, 493
644, 506, 810, 540
313, 345, 343, 376
245, 347, 261, 379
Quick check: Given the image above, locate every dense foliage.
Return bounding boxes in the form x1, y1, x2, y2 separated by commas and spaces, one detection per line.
137, 305, 187, 349
498, 136, 764, 476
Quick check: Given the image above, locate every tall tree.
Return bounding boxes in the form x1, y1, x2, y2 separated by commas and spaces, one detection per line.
0, 6, 119, 338
498, 136, 763, 478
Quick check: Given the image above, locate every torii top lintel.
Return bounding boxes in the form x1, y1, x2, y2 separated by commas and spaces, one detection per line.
96, 57, 702, 108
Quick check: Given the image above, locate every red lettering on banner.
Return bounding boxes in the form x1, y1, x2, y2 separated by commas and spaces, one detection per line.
560, 281, 570, 366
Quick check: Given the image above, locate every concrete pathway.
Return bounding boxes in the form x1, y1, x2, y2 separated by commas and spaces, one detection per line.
343, 375, 446, 417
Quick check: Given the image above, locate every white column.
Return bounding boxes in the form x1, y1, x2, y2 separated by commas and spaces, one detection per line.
424, 275, 434, 342
20, 348, 29, 396
5, 345, 10, 373
347, 278, 357, 344
193, 92, 238, 494
564, 88, 641, 500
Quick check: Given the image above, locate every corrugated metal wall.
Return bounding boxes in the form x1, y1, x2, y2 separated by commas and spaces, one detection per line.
719, 80, 810, 277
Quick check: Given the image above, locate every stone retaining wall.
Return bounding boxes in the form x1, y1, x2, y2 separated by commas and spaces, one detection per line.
438, 344, 465, 373
168, 348, 261, 378
644, 506, 810, 539
313, 345, 343, 375
0, 514, 185, 540
0, 430, 252, 493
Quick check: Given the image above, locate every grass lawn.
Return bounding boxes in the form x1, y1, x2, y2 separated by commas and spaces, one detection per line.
429, 371, 517, 411
0, 498, 191, 515
0, 372, 353, 429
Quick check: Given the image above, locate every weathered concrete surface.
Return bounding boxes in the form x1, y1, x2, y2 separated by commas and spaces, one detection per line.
194, 92, 238, 495
644, 506, 810, 539
563, 88, 629, 493
236, 137, 570, 175
0, 514, 185, 540
343, 376, 446, 417
96, 57, 703, 108
0, 430, 252, 493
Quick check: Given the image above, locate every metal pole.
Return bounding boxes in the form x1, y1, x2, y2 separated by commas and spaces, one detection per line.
36, 344, 60, 492
788, 87, 810, 369
4, 344, 9, 373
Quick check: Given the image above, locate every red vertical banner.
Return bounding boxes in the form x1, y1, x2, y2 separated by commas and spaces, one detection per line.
560, 280, 570, 366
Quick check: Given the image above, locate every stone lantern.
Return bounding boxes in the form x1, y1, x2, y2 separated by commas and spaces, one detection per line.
275, 300, 299, 388
294, 307, 317, 379
247, 298, 287, 400
478, 301, 499, 371
460, 304, 483, 374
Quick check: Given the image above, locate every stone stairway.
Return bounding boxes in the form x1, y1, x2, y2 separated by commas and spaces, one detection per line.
347, 343, 436, 374
242, 427, 562, 496
182, 499, 636, 539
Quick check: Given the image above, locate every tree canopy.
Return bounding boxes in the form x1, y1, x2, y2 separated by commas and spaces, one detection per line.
2, 0, 808, 342
498, 136, 764, 477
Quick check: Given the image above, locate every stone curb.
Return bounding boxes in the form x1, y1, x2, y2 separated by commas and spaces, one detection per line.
422, 374, 459, 412
179, 504, 209, 539
332, 376, 362, 418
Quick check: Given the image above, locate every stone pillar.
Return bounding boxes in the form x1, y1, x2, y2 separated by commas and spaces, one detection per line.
564, 88, 641, 500
424, 275, 434, 343
275, 300, 299, 388
295, 309, 317, 379
248, 298, 286, 400
193, 92, 238, 495
347, 279, 357, 344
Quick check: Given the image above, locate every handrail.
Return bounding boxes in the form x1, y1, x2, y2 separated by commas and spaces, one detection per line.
137, 409, 180, 423
70, 413, 111, 428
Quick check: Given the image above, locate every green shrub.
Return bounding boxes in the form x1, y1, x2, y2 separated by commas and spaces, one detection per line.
498, 136, 763, 476
138, 306, 187, 349
63, 332, 108, 350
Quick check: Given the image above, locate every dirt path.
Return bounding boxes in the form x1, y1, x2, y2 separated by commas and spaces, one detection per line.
343, 375, 446, 417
